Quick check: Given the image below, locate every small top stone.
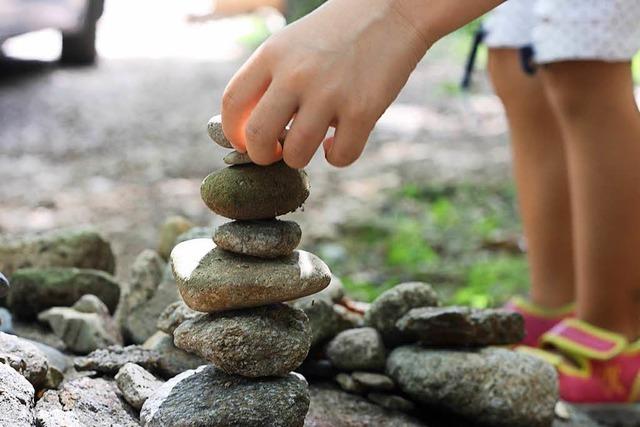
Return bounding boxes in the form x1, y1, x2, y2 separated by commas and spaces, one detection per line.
207, 115, 233, 149
223, 151, 253, 165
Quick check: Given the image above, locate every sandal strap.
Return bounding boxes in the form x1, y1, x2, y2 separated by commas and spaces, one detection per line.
507, 296, 575, 318
541, 319, 628, 361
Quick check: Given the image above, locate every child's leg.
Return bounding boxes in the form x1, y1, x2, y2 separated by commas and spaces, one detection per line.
541, 61, 640, 340
488, 49, 575, 309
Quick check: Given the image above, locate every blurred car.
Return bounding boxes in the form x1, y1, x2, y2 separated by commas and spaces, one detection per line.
0, 0, 104, 64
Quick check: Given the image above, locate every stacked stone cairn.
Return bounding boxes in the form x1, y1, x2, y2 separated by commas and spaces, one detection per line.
140, 115, 331, 426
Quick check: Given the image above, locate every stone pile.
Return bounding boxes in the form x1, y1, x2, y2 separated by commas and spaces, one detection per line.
140, 115, 332, 426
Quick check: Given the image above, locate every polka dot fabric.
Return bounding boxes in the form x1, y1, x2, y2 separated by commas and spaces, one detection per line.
484, 0, 640, 63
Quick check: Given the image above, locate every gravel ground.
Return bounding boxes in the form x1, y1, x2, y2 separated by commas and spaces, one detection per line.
0, 0, 511, 279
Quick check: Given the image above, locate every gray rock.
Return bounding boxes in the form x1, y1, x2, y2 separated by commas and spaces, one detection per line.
118, 250, 167, 344
171, 239, 331, 312
333, 304, 365, 329
38, 295, 122, 354
292, 298, 350, 347
293, 274, 346, 305
335, 373, 364, 393
200, 162, 310, 220
141, 365, 309, 427
223, 150, 253, 165
0, 332, 49, 388
207, 114, 233, 149
305, 383, 424, 427
352, 372, 395, 391
115, 363, 163, 410
0, 363, 35, 427
12, 322, 66, 352
142, 331, 207, 379
396, 306, 525, 346
0, 228, 115, 277
0, 272, 9, 298
326, 327, 386, 372
367, 393, 415, 412
174, 304, 311, 377
364, 282, 439, 345
26, 339, 70, 373
156, 301, 198, 335
74, 345, 160, 375
157, 216, 194, 260
35, 377, 138, 427
0, 307, 12, 333
214, 219, 302, 258
173, 226, 213, 246
387, 345, 558, 427
8, 267, 121, 320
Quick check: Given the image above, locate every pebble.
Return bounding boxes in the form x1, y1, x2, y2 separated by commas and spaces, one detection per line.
157, 216, 194, 260
396, 306, 525, 346
223, 150, 253, 165
386, 345, 558, 427
214, 219, 302, 258
115, 363, 163, 410
351, 371, 395, 391
142, 331, 207, 380
207, 114, 234, 148
326, 327, 386, 372
335, 373, 364, 393
200, 162, 310, 220
171, 239, 331, 312
174, 304, 311, 377
0, 363, 35, 427
291, 298, 349, 347
0, 331, 49, 388
141, 365, 309, 427
74, 345, 160, 376
367, 393, 415, 412
156, 300, 199, 336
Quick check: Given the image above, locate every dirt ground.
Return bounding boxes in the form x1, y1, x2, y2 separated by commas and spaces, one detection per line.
0, 0, 511, 280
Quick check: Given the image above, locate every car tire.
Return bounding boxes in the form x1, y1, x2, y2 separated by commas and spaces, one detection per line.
60, 0, 104, 65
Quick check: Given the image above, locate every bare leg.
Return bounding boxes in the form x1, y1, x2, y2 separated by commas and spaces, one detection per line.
488, 49, 575, 308
542, 61, 640, 340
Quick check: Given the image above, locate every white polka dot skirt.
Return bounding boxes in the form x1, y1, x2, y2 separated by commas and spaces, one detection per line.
483, 0, 640, 63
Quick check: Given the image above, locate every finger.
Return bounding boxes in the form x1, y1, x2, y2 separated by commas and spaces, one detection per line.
325, 117, 374, 167
283, 103, 334, 169
221, 54, 271, 152
245, 83, 298, 165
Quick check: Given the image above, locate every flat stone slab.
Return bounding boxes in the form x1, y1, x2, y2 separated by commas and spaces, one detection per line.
171, 239, 331, 312
141, 365, 309, 427
74, 345, 160, 376
214, 219, 302, 259
396, 306, 524, 346
174, 304, 311, 377
200, 162, 310, 220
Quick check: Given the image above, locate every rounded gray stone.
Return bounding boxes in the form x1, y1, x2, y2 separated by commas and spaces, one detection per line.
115, 363, 163, 411
364, 282, 439, 345
326, 327, 386, 372
174, 303, 311, 377
142, 331, 207, 379
207, 115, 233, 149
157, 216, 194, 260
351, 371, 395, 391
156, 301, 198, 336
386, 345, 558, 427
291, 298, 350, 347
171, 239, 331, 312
141, 365, 309, 427
214, 219, 302, 258
223, 150, 253, 165
200, 162, 310, 220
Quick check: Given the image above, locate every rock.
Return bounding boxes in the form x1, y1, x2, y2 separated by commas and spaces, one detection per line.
124, 264, 180, 344
213, 219, 302, 258
8, 267, 121, 320
26, 339, 71, 373
223, 150, 253, 165
0, 228, 115, 277
12, 321, 66, 351
35, 377, 138, 427
0, 363, 35, 427
292, 298, 348, 347
326, 327, 386, 372
141, 365, 309, 427
74, 345, 160, 375
157, 216, 194, 260
171, 239, 331, 312
293, 274, 346, 305
118, 250, 167, 344
174, 304, 311, 377
297, 359, 337, 380
335, 373, 364, 393
0, 272, 9, 297
174, 226, 213, 246
364, 282, 439, 345
38, 295, 122, 354
367, 393, 415, 412
142, 331, 207, 379
305, 383, 424, 427
43, 366, 64, 389
200, 162, 310, 220
352, 372, 395, 391
396, 306, 525, 346
0, 332, 49, 388
115, 363, 163, 410
207, 114, 233, 149
0, 307, 12, 333
386, 345, 558, 427
156, 301, 198, 335
333, 304, 365, 329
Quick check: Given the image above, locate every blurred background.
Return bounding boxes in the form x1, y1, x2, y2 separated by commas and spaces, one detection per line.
2, 0, 637, 306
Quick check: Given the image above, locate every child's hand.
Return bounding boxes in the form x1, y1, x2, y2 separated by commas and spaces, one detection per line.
221, 0, 432, 168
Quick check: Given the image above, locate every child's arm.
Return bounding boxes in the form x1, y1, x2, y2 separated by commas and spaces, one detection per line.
222, 0, 503, 167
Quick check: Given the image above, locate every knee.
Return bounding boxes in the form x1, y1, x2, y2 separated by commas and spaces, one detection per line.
542, 69, 591, 121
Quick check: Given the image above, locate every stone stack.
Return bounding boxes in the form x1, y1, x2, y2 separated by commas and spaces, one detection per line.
140, 115, 331, 427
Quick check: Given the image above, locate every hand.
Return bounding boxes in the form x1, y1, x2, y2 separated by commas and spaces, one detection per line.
221, 0, 432, 168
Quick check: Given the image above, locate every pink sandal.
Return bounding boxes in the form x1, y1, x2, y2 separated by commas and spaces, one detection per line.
504, 296, 574, 347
